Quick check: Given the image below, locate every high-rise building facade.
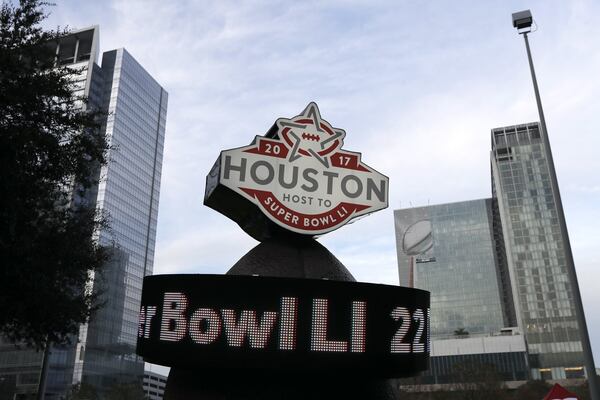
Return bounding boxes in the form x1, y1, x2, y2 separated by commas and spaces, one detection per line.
72, 45, 167, 392
0, 26, 167, 398
394, 199, 508, 338
491, 122, 585, 380
394, 121, 593, 383
143, 370, 167, 400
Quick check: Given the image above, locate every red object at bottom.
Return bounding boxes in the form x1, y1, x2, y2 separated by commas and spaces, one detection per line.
543, 383, 579, 400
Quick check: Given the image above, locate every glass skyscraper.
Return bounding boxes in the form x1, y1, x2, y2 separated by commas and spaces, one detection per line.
491, 122, 586, 380
394, 121, 594, 383
72, 46, 167, 391
394, 199, 508, 338
0, 26, 167, 398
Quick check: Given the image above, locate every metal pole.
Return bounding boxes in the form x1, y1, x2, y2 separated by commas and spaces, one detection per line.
522, 32, 599, 399
36, 342, 50, 400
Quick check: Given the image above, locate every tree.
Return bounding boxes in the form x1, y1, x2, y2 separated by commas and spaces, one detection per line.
0, 0, 109, 348
450, 362, 509, 400
0, 375, 17, 400
105, 383, 147, 400
65, 383, 100, 400
566, 380, 592, 400
512, 379, 552, 399
453, 328, 469, 337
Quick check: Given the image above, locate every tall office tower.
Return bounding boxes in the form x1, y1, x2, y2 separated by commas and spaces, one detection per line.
0, 26, 168, 398
72, 46, 167, 391
490, 122, 586, 380
394, 199, 510, 338
395, 121, 595, 386
143, 370, 167, 400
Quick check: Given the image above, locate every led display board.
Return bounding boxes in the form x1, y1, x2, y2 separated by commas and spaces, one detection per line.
137, 274, 430, 377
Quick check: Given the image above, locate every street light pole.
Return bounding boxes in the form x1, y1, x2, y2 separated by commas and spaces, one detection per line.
36, 341, 50, 400
514, 11, 599, 398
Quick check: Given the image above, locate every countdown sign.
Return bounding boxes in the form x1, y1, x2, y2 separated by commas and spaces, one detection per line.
205, 103, 389, 241
137, 275, 430, 377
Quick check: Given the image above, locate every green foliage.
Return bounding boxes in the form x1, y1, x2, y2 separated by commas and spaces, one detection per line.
453, 328, 469, 336
398, 362, 509, 400
66, 382, 147, 400
449, 362, 509, 400
512, 379, 552, 398
0, 0, 109, 348
0, 375, 17, 400
399, 378, 593, 400
65, 383, 100, 400
566, 380, 592, 400
105, 383, 147, 400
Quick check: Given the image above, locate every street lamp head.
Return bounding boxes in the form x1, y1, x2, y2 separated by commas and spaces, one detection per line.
512, 10, 533, 33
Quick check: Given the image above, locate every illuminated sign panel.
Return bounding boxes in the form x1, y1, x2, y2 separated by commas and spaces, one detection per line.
138, 103, 429, 383
137, 275, 430, 377
205, 103, 389, 240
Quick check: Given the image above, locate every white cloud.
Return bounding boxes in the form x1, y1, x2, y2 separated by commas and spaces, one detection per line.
45, 0, 600, 367
154, 218, 257, 275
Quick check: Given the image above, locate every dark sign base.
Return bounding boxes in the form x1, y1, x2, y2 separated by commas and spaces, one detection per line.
162, 238, 407, 399
227, 236, 356, 280
164, 369, 399, 400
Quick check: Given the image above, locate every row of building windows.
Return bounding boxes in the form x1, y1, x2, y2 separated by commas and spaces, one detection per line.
420, 352, 529, 384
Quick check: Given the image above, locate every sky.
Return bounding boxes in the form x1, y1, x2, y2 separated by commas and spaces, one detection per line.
43, 0, 600, 376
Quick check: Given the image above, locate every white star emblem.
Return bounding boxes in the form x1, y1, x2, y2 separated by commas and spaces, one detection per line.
276, 102, 346, 167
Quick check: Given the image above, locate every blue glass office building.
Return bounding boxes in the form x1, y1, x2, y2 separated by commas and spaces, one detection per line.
0, 26, 167, 398
74, 46, 167, 390
394, 199, 509, 338
395, 121, 594, 383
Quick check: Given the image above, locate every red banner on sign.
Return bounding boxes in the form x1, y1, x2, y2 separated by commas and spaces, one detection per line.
543, 383, 579, 400
330, 151, 369, 172
244, 139, 289, 159
240, 188, 369, 231
243, 138, 370, 172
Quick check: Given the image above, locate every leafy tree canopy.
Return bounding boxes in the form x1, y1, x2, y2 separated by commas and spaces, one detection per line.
453, 328, 469, 336
105, 383, 147, 400
66, 382, 147, 400
0, 0, 109, 348
65, 383, 100, 400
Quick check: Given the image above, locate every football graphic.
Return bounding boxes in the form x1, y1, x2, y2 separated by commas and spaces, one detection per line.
276, 102, 345, 167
